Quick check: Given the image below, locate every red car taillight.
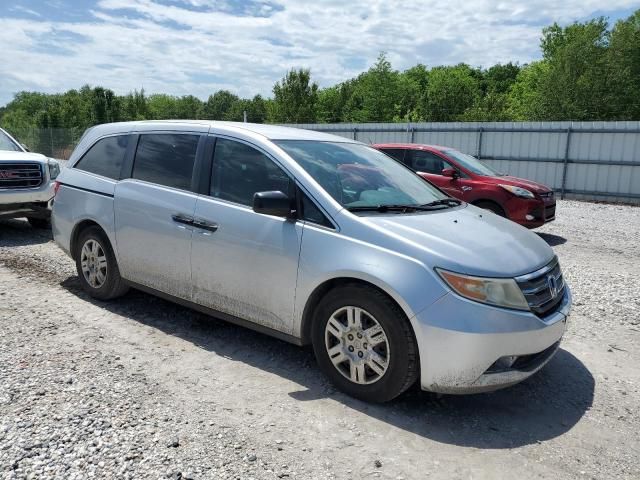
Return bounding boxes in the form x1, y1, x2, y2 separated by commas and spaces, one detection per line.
53, 181, 61, 196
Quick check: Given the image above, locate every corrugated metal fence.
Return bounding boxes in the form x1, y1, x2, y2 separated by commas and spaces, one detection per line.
287, 121, 640, 204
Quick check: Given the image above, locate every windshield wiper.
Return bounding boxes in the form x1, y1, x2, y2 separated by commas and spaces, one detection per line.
420, 198, 463, 208
347, 205, 415, 213
346, 203, 449, 213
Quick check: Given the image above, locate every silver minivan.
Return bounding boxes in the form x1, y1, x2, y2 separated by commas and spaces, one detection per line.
52, 121, 571, 402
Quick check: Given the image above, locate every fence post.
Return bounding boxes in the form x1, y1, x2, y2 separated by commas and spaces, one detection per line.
560, 127, 572, 199
476, 126, 484, 158
353, 127, 358, 141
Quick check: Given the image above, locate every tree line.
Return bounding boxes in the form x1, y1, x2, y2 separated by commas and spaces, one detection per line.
0, 11, 638, 156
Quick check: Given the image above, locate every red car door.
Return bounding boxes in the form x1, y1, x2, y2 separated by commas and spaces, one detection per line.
408, 150, 471, 200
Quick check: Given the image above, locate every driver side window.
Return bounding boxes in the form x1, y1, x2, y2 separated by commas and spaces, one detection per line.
211, 138, 292, 206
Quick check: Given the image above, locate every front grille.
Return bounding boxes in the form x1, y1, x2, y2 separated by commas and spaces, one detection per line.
516, 257, 565, 318
544, 204, 556, 220
0, 162, 43, 189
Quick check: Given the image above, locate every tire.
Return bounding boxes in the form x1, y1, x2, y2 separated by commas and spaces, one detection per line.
311, 284, 419, 403
75, 226, 129, 300
475, 200, 506, 217
27, 217, 50, 229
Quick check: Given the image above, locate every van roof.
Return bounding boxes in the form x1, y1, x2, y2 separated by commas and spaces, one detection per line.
86, 120, 357, 143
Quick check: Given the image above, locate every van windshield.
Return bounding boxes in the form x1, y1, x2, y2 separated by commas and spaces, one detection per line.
276, 141, 448, 209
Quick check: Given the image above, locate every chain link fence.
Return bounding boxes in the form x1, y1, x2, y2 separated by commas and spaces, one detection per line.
4, 127, 84, 160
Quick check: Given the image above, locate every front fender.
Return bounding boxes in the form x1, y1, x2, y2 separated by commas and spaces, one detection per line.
293, 223, 448, 338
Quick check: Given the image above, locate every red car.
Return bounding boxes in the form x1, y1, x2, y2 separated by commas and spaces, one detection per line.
374, 143, 556, 229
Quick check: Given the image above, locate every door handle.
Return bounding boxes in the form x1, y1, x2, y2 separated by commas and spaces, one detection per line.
171, 214, 194, 226
192, 219, 219, 233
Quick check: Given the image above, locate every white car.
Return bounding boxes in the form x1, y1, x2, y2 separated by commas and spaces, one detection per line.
0, 127, 61, 228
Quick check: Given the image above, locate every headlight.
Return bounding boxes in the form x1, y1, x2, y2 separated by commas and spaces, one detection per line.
48, 159, 61, 180
436, 269, 530, 311
499, 184, 534, 199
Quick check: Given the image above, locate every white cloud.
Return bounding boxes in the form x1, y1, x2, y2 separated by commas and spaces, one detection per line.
0, 0, 637, 105
10, 5, 43, 17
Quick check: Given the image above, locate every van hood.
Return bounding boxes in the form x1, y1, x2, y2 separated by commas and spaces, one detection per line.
360, 204, 554, 278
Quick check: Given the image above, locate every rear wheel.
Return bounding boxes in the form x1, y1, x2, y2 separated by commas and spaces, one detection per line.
475, 200, 506, 217
75, 226, 129, 300
27, 217, 50, 229
311, 284, 419, 402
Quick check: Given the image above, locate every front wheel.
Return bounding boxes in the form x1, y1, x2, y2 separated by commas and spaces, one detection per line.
311, 284, 419, 402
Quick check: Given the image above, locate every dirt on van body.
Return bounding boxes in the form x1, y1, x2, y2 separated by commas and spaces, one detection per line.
0, 200, 639, 479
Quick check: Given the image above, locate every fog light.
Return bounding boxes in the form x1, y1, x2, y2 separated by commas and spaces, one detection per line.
488, 355, 519, 372
525, 214, 535, 221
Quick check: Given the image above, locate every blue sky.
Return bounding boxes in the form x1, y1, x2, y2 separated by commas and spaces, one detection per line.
0, 0, 637, 106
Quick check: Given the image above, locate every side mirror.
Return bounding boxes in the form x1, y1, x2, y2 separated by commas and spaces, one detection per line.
21, 143, 30, 152
442, 168, 459, 179
253, 191, 295, 217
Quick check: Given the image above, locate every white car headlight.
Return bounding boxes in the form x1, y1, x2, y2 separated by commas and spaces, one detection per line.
436, 269, 530, 311
48, 159, 61, 180
499, 184, 535, 199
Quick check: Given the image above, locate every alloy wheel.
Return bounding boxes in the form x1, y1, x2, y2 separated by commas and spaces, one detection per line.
80, 239, 107, 289
324, 306, 390, 385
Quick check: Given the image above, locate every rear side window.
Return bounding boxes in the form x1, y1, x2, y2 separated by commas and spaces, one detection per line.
410, 150, 445, 174
75, 135, 129, 179
211, 138, 291, 206
132, 134, 199, 191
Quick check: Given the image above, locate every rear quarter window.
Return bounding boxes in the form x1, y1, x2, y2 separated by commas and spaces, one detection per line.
74, 135, 129, 179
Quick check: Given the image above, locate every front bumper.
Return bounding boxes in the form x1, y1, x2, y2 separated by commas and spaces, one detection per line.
505, 196, 556, 229
413, 286, 571, 394
0, 182, 55, 219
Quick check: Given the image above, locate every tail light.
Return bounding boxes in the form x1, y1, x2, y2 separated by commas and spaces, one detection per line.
53, 181, 61, 196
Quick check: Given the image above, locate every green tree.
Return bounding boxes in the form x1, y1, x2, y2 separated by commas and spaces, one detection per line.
147, 94, 179, 119
481, 63, 521, 94
507, 61, 550, 120
200, 90, 240, 120
607, 11, 640, 119
401, 64, 430, 120
315, 81, 355, 123
342, 53, 419, 122
175, 95, 203, 119
270, 68, 318, 123
424, 65, 480, 121
535, 18, 612, 119
246, 95, 268, 123
121, 89, 148, 121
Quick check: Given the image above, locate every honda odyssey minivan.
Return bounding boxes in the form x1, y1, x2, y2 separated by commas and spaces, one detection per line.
52, 121, 571, 402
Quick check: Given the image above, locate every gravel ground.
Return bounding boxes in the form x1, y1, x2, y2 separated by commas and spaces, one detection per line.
0, 199, 639, 480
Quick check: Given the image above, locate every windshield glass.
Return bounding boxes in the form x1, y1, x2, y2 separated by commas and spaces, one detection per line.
443, 149, 499, 176
0, 130, 22, 152
276, 141, 448, 209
